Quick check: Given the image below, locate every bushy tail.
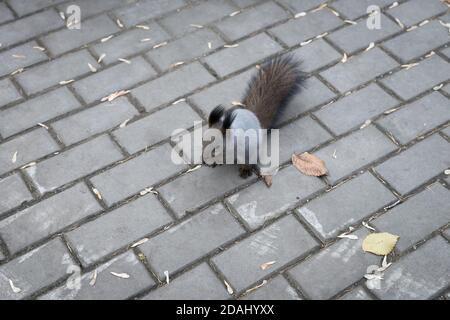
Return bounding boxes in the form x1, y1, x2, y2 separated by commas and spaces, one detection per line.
243, 55, 305, 129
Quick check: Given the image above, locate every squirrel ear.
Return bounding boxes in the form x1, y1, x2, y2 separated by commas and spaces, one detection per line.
208, 105, 225, 127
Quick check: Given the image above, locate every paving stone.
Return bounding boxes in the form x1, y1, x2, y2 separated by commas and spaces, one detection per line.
57, 0, 128, 19
90, 144, 186, 206
371, 236, 450, 300
0, 87, 81, 138
270, 9, 342, 47
25, 135, 123, 194
73, 56, 156, 104
339, 286, 373, 300
380, 55, 450, 101
146, 29, 224, 70
274, 76, 337, 125
314, 126, 398, 184
278, 116, 333, 163
442, 125, 450, 137
0, 183, 101, 254
387, 0, 448, 28
40, 251, 155, 300
278, 0, 324, 13
158, 165, 250, 218
91, 24, 170, 65
142, 263, 228, 300
190, 69, 254, 117
241, 275, 302, 300
382, 21, 450, 63
0, 79, 22, 108
67, 195, 172, 266
232, 0, 261, 9
287, 228, 379, 300
377, 92, 450, 144
0, 10, 64, 47
227, 165, 325, 229
41, 15, 120, 56
52, 97, 138, 145
0, 238, 73, 300
140, 203, 244, 278
331, 0, 394, 20
289, 39, 341, 73
372, 183, 450, 252
212, 215, 318, 292
375, 134, 450, 194
0, 2, 14, 23
215, 2, 288, 41
8, 0, 67, 16
320, 47, 398, 93
0, 174, 33, 215
297, 172, 396, 239
327, 14, 401, 54
15, 50, 99, 95
314, 83, 399, 136
159, 0, 236, 36
0, 128, 59, 175
113, 103, 200, 154
132, 62, 215, 111
0, 41, 48, 77
204, 33, 282, 78
114, 0, 187, 27
441, 47, 450, 59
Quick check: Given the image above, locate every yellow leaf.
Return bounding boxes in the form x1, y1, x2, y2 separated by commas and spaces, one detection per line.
362, 232, 399, 256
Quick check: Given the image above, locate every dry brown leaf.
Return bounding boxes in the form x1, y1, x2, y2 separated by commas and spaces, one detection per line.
136, 25, 150, 30
9, 279, 21, 293
110, 272, 130, 279
97, 53, 106, 63
11, 151, 18, 164
224, 280, 233, 295
262, 175, 272, 188
89, 270, 97, 286
92, 188, 102, 200
292, 152, 328, 177
164, 271, 170, 284
37, 123, 49, 130
362, 232, 399, 256
131, 238, 149, 248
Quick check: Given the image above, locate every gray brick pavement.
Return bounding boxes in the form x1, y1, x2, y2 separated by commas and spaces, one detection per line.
1, 0, 449, 300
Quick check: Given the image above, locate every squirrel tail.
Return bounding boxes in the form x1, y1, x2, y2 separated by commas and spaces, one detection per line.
243, 54, 306, 129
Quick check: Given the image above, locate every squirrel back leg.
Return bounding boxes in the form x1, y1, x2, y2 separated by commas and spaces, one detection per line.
239, 164, 253, 179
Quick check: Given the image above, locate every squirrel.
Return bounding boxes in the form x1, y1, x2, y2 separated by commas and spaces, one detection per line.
206, 54, 306, 179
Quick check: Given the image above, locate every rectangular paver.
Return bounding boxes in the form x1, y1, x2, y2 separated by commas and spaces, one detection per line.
40, 251, 155, 300
52, 97, 139, 145
142, 263, 228, 300
313, 126, 398, 184
132, 62, 215, 111
0, 238, 73, 300
377, 92, 450, 144
331, 0, 394, 20
0, 79, 22, 108
90, 144, 186, 206
15, 50, 100, 95
73, 57, 156, 104
297, 172, 396, 239
241, 275, 302, 300
8, 0, 67, 16
140, 203, 244, 278
290, 39, 341, 73
287, 228, 379, 300
203, 33, 282, 78
320, 47, 398, 93
66, 195, 172, 266
387, 0, 448, 28
371, 236, 450, 300
0, 41, 48, 77
0, 87, 81, 138
0, 174, 33, 216
212, 215, 318, 292
227, 166, 325, 229
380, 55, 450, 101
113, 102, 201, 154
0, 183, 101, 254
0, 128, 59, 175
25, 135, 123, 194
314, 83, 399, 136
375, 134, 450, 194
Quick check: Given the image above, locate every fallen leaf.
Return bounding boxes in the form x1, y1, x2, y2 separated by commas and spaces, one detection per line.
262, 175, 272, 188
37, 123, 49, 130
92, 188, 102, 200
140, 187, 157, 196
231, 101, 246, 107
164, 271, 170, 284
360, 119, 372, 129
116, 19, 124, 28
292, 152, 328, 177
101, 35, 114, 42
101, 90, 130, 102
362, 232, 399, 256
294, 12, 306, 18
190, 24, 203, 29
172, 98, 186, 105
131, 238, 149, 248
337, 232, 358, 240
153, 42, 167, 49
341, 53, 348, 63
362, 221, 376, 231
9, 279, 21, 293
230, 11, 240, 17
110, 272, 130, 279
12, 151, 18, 164
140, 38, 152, 42
244, 280, 267, 294
97, 53, 106, 63
224, 44, 239, 48
119, 118, 131, 128
186, 165, 202, 173
89, 270, 97, 286
224, 280, 233, 295
444, 169, 450, 175
260, 261, 276, 270
59, 79, 74, 85
136, 25, 150, 30
88, 63, 97, 72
